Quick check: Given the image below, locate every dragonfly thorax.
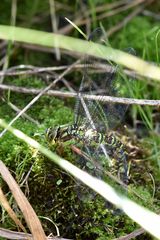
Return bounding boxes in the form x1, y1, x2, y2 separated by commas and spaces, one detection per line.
82, 128, 102, 144
45, 125, 125, 151
46, 124, 104, 145
45, 124, 81, 144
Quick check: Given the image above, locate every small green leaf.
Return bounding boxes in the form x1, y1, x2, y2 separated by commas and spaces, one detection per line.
56, 179, 62, 185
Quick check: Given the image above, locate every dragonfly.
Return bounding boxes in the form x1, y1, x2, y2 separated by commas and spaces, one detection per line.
46, 28, 133, 189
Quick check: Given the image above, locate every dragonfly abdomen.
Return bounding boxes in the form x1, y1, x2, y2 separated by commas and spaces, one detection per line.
105, 133, 128, 183
76, 129, 128, 183
46, 125, 128, 183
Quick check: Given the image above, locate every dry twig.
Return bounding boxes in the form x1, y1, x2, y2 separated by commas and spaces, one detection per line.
0, 227, 71, 240
0, 83, 159, 106
114, 227, 145, 240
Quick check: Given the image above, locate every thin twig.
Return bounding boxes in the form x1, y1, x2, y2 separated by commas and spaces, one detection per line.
15, 41, 80, 58
142, 10, 160, 20
6, 100, 39, 125
114, 227, 145, 240
54, 0, 73, 12
0, 63, 113, 76
0, 56, 7, 68
91, 0, 130, 14
0, 84, 159, 106
49, 0, 61, 60
98, 0, 145, 21
58, 0, 136, 34
0, 227, 71, 240
11, 0, 17, 26
0, 63, 158, 86
118, 209, 160, 238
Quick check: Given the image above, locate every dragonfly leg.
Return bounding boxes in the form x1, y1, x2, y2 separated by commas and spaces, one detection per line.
116, 146, 128, 184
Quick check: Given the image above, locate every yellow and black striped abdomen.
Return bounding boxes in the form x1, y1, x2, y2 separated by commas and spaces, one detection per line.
46, 125, 128, 184
104, 132, 128, 184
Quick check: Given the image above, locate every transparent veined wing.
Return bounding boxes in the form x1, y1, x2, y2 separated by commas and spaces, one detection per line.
74, 27, 135, 133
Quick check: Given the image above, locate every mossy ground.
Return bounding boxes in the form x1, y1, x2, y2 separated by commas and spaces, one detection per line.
0, 1, 160, 239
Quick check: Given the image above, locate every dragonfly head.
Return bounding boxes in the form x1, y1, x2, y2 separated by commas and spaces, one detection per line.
45, 126, 61, 144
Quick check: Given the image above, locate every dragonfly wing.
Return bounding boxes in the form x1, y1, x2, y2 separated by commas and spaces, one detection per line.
74, 27, 135, 132
79, 140, 128, 185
